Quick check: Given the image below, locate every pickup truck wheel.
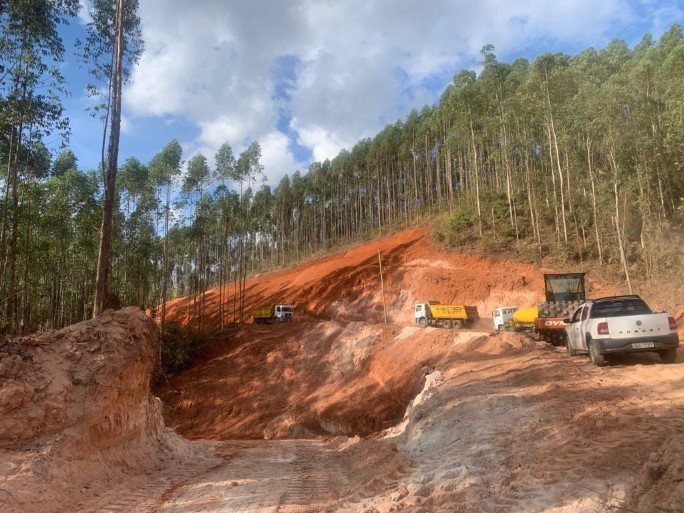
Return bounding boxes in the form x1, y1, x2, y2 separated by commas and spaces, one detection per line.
658, 348, 677, 364
453, 320, 464, 329
589, 342, 606, 367
566, 337, 577, 357
418, 317, 428, 328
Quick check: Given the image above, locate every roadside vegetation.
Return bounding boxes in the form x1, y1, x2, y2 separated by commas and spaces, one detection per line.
1, 4, 683, 338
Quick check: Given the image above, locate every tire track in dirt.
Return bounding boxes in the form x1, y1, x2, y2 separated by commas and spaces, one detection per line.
147, 440, 346, 513
508, 346, 684, 511
75, 453, 221, 513
277, 442, 341, 509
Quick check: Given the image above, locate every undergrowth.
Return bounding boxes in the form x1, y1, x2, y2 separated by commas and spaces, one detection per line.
433, 203, 684, 312
158, 321, 210, 377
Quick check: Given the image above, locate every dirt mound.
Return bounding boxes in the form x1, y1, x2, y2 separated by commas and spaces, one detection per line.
628, 433, 684, 512
0, 308, 197, 513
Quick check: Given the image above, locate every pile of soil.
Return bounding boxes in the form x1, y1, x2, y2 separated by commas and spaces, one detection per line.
0, 308, 201, 513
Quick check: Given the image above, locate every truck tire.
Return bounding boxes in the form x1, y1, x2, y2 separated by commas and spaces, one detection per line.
566, 337, 577, 357
658, 348, 677, 364
551, 332, 564, 347
588, 341, 606, 367
418, 317, 428, 328
453, 319, 464, 329
443, 319, 452, 329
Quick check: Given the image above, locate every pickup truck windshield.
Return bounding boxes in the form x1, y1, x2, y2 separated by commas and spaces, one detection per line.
590, 298, 652, 318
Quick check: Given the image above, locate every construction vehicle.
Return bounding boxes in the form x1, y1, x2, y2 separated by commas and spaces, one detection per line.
493, 306, 538, 332
253, 304, 294, 324
492, 307, 517, 331
510, 306, 538, 331
414, 301, 479, 329
535, 273, 586, 346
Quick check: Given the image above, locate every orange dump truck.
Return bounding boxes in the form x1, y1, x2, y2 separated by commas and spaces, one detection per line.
414, 301, 479, 329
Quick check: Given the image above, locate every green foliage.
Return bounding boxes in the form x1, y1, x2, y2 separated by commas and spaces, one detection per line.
159, 321, 209, 376
449, 207, 477, 233
4, 16, 684, 332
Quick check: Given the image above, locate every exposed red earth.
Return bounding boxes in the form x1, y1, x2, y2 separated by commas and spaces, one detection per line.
2, 225, 683, 512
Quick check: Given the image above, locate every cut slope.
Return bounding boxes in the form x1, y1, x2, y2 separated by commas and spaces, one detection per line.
158, 320, 496, 439
159, 225, 626, 441
165, 225, 621, 330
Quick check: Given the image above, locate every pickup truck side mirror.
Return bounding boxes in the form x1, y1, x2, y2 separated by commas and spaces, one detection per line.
563, 318, 572, 324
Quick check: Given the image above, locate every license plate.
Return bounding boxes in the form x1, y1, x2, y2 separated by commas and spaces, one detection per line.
632, 342, 655, 349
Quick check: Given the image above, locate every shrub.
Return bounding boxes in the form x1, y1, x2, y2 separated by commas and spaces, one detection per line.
158, 321, 209, 376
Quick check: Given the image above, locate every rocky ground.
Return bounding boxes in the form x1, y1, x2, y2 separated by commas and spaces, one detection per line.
1, 226, 683, 513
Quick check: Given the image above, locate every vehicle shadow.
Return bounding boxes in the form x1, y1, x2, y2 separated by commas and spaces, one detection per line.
604, 349, 683, 367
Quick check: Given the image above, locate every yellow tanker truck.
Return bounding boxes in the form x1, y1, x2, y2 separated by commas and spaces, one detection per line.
510, 306, 538, 330
414, 301, 479, 329
492, 306, 538, 331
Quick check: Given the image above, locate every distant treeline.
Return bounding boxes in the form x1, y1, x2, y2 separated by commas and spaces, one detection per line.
1, 10, 683, 333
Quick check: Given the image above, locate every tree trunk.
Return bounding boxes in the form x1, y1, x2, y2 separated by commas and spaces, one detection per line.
586, 136, 603, 264
468, 109, 483, 237
93, 0, 125, 318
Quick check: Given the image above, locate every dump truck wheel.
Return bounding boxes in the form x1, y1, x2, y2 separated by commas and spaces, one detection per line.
418, 317, 428, 328
453, 320, 464, 329
443, 320, 452, 329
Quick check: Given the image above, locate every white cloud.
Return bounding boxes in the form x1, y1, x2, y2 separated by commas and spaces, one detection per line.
120, 114, 132, 135
77, 0, 92, 25
259, 131, 301, 186
292, 121, 353, 164
118, 0, 680, 186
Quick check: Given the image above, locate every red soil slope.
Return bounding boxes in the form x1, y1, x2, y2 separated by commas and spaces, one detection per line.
165, 225, 620, 330
159, 225, 627, 440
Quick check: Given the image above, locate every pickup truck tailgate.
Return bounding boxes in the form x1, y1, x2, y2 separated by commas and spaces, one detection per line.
603, 313, 672, 339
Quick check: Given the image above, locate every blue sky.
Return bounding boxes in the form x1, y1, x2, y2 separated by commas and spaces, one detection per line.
58, 0, 684, 187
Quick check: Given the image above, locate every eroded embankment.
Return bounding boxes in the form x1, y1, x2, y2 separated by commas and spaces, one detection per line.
0, 308, 202, 513
156, 320, 494, 440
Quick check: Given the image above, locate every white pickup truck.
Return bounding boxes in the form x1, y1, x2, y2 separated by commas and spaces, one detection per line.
564, 295, 679, 366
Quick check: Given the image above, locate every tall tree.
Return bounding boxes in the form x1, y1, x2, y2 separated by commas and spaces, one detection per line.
80, 0, 143, 317
0, 0, 79, 332
149, 139, 182, 331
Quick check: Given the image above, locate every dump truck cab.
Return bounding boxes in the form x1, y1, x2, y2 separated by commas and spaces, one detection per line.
492, 307, 517, 331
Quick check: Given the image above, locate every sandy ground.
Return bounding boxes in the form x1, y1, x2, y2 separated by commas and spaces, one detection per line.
2, 225, 684, 513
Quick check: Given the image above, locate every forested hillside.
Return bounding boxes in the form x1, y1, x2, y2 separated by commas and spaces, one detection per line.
1, 4, 683, 334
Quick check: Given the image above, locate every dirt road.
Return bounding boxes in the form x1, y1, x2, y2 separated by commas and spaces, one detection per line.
68, 323, 684, 513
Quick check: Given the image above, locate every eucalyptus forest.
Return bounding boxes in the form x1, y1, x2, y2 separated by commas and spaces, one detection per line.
1, 1, 683, 335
